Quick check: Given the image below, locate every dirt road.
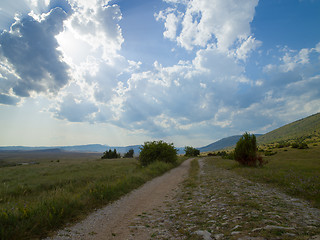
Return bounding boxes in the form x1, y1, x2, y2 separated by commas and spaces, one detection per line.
47, 158, 193, 240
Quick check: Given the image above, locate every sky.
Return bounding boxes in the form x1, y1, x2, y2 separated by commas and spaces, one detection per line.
0, 0, 320, 147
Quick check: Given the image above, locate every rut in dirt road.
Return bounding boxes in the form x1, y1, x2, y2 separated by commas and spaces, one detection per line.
46, 158, 193, 240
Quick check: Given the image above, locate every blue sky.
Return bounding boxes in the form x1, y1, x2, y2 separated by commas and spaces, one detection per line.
0, 0, 319, 147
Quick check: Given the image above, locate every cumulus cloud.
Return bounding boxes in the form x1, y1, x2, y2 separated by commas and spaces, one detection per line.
157, 0, 259, 52
62, 0, 124, 62
110, 44, 256, 137
1, 0, 319, 145
155, 8, 182, 41
236, 36, 262, 61
47, 0, 134, 122
0, 7, 70, 98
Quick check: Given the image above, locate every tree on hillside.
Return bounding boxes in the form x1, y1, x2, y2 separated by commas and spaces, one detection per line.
124, 149, 134, 158
184, 146, 200, 157
234, 132, 266, 166
139, 140, 177, 166
101, 149, 121, 159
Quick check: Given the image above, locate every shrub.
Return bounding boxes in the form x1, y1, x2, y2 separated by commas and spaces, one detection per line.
217, 151, 227, 157
139, 141, 177, 166
234, 132, 266, 167
291, 141, 309, 149
298, 142, 308, 149
101, 149, 121, 159
124, 149, 134, 158
264, 150, 277, 156
184, 146, 200, 157
222, 151, 235, 160
276, 141, 290, 148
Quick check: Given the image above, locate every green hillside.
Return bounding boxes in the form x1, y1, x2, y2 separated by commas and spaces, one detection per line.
257, 112, 320, 144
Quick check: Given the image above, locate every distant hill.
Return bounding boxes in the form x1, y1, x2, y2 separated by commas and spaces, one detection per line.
198, 135, 242, 152
60, 144, 108, 152
0, 144, 142, 155
257, 112, 320, 144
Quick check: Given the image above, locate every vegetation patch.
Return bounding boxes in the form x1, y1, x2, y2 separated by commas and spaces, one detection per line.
185, 158, 200, 188
0, 155, 185, 239
101, 149, 121, 159
211, 144, 320, 208
139, 141, 177, 166
184, 146, 200, 157
234, 132, 266, 167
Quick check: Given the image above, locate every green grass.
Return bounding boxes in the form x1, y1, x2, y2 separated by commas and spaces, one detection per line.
0, 155, 185, 239
185, 158, 200, 188
211, 145, 320, 208
258, 112, 320, 144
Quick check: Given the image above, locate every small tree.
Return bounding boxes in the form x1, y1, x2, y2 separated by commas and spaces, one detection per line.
124, 149, 134, 158
101, 149, 121, 159
234, 132, 265, 166
184, 146, 200, 157
139, 140, 177, 166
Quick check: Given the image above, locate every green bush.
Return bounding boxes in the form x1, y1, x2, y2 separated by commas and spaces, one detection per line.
101, 149, 121, 159
276, 141, 290, 148
234, 132, 266, 167
291, 141, 309, 149
264, 150, 277, 156
139, 141, 177, 166
124, 149, 134, 158
184, 146, 200, 157
222, 151, 235, 160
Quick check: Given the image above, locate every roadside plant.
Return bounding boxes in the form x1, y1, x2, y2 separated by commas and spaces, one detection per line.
234, 132, 266, 167
139, 141, 177, 166
184, 146, 200, 157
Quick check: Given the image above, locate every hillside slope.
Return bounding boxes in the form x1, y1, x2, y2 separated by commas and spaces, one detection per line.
199, 135, 242, 152
257, 112, 320, 144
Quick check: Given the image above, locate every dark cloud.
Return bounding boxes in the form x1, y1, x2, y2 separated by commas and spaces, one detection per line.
0, 93, 20, 105
54, 94, 98, 122
0, 7, 70, 97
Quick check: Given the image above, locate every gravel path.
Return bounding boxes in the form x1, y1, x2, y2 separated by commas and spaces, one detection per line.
133, 158, 320, 240
47, 157, 320, 240
46, 158, 193, 240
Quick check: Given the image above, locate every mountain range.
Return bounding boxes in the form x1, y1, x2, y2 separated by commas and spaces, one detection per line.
1, 112, 319, 154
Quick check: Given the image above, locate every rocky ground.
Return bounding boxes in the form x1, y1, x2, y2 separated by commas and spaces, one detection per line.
130, 158, 320, 240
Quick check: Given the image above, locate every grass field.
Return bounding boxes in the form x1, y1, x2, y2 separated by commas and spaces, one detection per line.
211, 144, 320, 208
0, 152, 186, 239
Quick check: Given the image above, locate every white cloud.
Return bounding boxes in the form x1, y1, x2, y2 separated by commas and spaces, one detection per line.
52, 0, 143, 123
264, 45, 319, 75
280, 48, 310, 72
315, 42, 320, 53
60, 0, 123, 63
1, 0, 319, 147
157, 0, 259, 52
236, 36, 262, 61
158, 10, 181, 40
111, 43, 248, 136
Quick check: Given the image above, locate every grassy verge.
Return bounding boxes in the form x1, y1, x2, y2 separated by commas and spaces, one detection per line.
0, 156, 185, 239
210, 145, 320, 208
185, 158, 200, 188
